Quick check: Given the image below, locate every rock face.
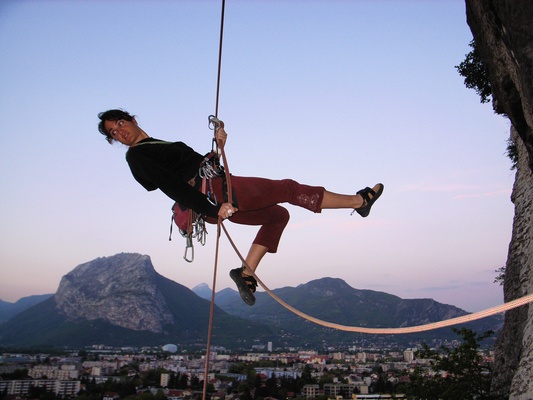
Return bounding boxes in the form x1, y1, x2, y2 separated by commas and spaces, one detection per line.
465, 1, 533, 398
54, 253, 175, 332
492, 128, 533, 399
465, 0, 533, 169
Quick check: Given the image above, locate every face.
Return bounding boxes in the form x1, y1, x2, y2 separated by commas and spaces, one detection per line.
104, 118, 147, 146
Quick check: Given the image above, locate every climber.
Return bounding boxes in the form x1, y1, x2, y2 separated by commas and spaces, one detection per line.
98, 109, 384, 306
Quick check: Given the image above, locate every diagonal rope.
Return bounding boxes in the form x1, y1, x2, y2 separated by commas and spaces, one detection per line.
220, 221, 533, 334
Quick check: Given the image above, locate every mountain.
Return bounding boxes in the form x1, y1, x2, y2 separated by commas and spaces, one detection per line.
193, 284, 240, 303
195, 277, 504, 346
0, 254, 503, 350
0, 253, 273, 348
0, 294, 53, 323
191, 283, 212, 300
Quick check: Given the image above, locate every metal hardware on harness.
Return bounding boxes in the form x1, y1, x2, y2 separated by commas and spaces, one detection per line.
208, 115, 224, 152
184, 235, 194, 263
175, 116, 226, 263
180, 215, 207, 263
199, 153, 222, 206
199, 158, 220, 180
168, 206, 208, 263
208, 115, 224, 130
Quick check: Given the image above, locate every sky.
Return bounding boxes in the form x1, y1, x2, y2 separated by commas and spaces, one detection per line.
0, 0, 515, 315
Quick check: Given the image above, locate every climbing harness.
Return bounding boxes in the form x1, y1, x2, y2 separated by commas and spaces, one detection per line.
169, 115, 232, 263
170, 143, 225, 263
132, 139, 221, 263
171, 206, 207, 263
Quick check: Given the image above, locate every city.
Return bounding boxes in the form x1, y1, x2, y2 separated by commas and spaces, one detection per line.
0, 331, 494, 400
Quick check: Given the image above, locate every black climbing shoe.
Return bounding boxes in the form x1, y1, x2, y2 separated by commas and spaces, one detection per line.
230, 267, 257, 306
353, 183, 384, 218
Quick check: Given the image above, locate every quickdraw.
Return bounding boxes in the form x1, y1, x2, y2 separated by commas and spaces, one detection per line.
180, 209, 207, 263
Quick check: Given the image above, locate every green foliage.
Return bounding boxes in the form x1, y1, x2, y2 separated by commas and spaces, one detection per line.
140, 368, 165, 387
456, 40, 519, 171
506, 138, 519, 170
405, 328, 494, 400
0, 368, 28, 380
455, 40, 492, 104
27, 385, 60, 400
79, 376, 138, 399
494, 266, 506, 286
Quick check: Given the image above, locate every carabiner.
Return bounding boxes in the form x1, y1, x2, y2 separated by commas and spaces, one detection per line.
183, 236, 194, 263
208, 115, 224, 130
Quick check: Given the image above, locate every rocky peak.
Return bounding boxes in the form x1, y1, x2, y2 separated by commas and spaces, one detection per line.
54, 253, 175, 332
300, 277, 353, 297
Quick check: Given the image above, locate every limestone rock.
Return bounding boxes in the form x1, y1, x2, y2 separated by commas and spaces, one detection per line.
492, 128, 533, 399
54, 253, 175, 333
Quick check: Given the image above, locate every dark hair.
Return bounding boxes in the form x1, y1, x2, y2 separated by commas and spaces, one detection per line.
98, 109, 135, 144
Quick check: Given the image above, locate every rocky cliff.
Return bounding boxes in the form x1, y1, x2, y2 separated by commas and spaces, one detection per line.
0, 253, 272, 347
494, 127, 533, 399
465, 1, 533, 398
55, 253, 175, 332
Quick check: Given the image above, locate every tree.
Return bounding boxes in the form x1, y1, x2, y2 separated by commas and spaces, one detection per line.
27, 385, 59, 400
455, 40, 492, 104
456, 39, 519, 171
405, 328, 494, 400
178, 373, 189, 389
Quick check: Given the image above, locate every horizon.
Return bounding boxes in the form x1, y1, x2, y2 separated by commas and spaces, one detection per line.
0, 253, 500, 315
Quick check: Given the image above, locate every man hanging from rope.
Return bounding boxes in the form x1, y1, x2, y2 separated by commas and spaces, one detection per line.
98, 109, 384, 306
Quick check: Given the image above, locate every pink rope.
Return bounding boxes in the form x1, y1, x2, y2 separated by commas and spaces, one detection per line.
220, 222, 532, 334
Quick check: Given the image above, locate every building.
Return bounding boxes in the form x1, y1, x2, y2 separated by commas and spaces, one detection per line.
403, 350, 415, 363
302, 384, 320, 399
0, 380, 80, 397
323, 383, 355, 397
29, 365, 79, 380
167, 389, 185, 400
255, 368, 300, 379
161, 373, 170, 388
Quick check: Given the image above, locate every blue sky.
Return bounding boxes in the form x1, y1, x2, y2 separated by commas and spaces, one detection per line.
0, 0, 514, 314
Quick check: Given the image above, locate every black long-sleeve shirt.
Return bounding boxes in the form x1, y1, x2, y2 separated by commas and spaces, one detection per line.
125, 137, 221, 217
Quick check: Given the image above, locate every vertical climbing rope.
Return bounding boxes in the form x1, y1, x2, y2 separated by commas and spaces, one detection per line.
203, 2, 226, 400
214, 0, 225, 120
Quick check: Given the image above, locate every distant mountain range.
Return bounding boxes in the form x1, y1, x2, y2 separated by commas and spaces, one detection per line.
193, 277, 503, 347
0, 253, 503, 349
0, 294, 53, 323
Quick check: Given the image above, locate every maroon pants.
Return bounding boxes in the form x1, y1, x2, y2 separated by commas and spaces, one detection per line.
207, 176, 325, 253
